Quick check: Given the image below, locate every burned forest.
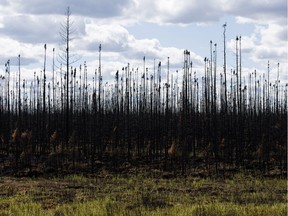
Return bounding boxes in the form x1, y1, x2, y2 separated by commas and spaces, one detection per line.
0, 21, 287, 178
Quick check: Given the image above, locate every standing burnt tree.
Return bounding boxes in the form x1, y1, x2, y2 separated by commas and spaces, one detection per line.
58, 7, 79, 153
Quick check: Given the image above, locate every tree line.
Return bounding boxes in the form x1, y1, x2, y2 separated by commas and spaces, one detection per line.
0, 10, 286, 176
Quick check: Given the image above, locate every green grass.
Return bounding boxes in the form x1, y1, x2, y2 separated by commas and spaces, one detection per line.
6, 200, 286, 216
0, 173, 286, 216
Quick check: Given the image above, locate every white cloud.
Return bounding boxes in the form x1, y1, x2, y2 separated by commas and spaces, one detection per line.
0, 0, 286, 86
227, 18, 287, 76
129, 0, 285, 25
10, 0, 134, 17
0, 13, 86, 44
70, 21, 205, 82
0, 37, 45, 64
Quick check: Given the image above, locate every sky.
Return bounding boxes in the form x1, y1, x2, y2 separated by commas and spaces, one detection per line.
0, 0, 287, 86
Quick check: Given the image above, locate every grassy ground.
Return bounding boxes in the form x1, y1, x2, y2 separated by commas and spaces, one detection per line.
0, 172, 286, 216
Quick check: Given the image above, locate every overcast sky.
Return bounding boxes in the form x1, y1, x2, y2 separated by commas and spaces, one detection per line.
0, 0, 287, 84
